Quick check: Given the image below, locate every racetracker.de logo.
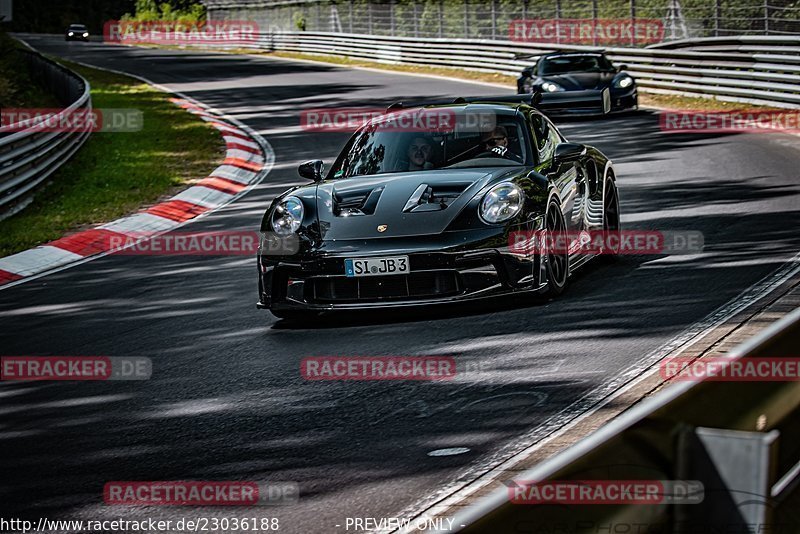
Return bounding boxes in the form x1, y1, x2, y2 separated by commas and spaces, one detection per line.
661, 357, 800, 382
660, 110, 800, 134
1, 356, 151, 381
509, 19, 664, 45
103, 481, 299, 506
508, 230, 704, 255
301, 356, 457, 381
103, 20, 259, 46
507, 480, 704, 505
0, 108, 143, 133
299, 108, 496, 133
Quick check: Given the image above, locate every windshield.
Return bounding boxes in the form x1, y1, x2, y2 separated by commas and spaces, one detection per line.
328, 109, 531, 179
540, 55, 614, 75
69, 25, 87, 30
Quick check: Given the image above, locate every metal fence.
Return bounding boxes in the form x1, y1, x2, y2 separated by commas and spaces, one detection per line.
203, 0, 800, 43
0, 47, 92, 220
207, 31, 800, 108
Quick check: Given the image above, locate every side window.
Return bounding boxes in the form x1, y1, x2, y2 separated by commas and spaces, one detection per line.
530, 113, 555, 163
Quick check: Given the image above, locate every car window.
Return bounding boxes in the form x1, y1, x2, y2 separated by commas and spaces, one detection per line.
328, 110, 532, 179
539, 55, 614, 75
530, 113, 556, 164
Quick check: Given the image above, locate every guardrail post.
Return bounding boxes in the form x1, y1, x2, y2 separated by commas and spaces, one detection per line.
464, 0, 469, 38
348, 0, 353, 33
438, 0, 444, 38
714, 0, 721, 37
678, 427, 779, 529
390, 0, 395, 36
555, 0, 562, 45
413, 1, 419, 37
491, 0, 497, 40
629, 0, 636, 47
764, 0, 770, 35
368, 1, 373, 34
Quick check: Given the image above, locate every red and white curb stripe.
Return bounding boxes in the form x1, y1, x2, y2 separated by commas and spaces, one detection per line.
0, 97, 273, 288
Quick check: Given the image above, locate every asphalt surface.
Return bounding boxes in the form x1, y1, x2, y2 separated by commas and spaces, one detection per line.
2, 36, 800, 533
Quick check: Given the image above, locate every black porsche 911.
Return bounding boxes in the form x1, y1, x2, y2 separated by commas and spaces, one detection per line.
517, 52, 637, 114
257, 97, 619, 319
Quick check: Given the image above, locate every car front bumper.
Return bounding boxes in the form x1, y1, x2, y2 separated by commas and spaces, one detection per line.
257, 228, 547, 311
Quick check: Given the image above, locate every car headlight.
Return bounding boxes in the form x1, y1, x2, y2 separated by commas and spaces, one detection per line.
68, 32, 74, 36
614, 75, 634, 89
83, 32, 89, 37
270, 196, 304, 235
541, 81, 564, 93
479, 182, 523, 224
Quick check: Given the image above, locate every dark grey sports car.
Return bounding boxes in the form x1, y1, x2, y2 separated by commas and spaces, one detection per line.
517, 52, 637, 114
257, 97, 620, 319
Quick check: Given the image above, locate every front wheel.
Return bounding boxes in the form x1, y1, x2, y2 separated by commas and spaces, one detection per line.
544, 197, 569, 296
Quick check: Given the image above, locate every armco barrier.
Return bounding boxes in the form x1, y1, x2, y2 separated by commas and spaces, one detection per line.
214, 31, 800, 109
421, 304, 800, 533
0, 46, 92, 220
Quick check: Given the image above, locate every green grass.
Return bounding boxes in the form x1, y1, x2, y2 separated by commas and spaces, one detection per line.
0, 59, 225, 257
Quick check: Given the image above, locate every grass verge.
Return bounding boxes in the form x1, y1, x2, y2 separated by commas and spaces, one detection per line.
0, 58, 225, 258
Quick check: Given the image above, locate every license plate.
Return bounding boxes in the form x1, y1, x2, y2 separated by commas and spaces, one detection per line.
345, 256, 410, 277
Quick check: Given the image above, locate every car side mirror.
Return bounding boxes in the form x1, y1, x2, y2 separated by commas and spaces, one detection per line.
554, 142, 586, 162
617, 64, 628, 72
298, 160, 324, 182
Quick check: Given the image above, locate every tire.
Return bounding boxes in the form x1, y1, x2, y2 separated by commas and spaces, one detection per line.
544, 197, 569, 296
601, 176, 621, 262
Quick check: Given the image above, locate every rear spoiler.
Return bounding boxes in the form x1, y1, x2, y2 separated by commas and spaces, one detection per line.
387, 89, 611, 116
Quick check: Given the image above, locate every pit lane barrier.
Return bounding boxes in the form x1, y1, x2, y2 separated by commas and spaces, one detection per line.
420, 305, 800, 532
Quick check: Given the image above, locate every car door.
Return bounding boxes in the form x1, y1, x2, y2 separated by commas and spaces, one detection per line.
529, 113, 583, 233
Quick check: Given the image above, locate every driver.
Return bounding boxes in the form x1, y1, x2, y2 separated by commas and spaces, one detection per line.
481, 126, 523, 163
404, 137, 435, 171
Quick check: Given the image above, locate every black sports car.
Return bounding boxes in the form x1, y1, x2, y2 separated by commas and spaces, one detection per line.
65, 24, 90, 42
517, 52, 637, 114
257, 98, 620, 319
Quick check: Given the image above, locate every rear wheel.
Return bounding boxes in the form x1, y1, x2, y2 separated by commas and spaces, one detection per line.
601, 177, 621, 261
544, 197, 569, 296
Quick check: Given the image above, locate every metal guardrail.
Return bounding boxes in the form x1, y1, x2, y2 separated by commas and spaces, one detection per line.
0, 46, 92, 220
221, 31, 800, 109
423, 302, 800, 533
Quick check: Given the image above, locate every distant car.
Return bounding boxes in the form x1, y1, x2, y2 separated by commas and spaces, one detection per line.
257, 98, 620, 319
517, 52, 637, 114
65, 24, 90, 42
